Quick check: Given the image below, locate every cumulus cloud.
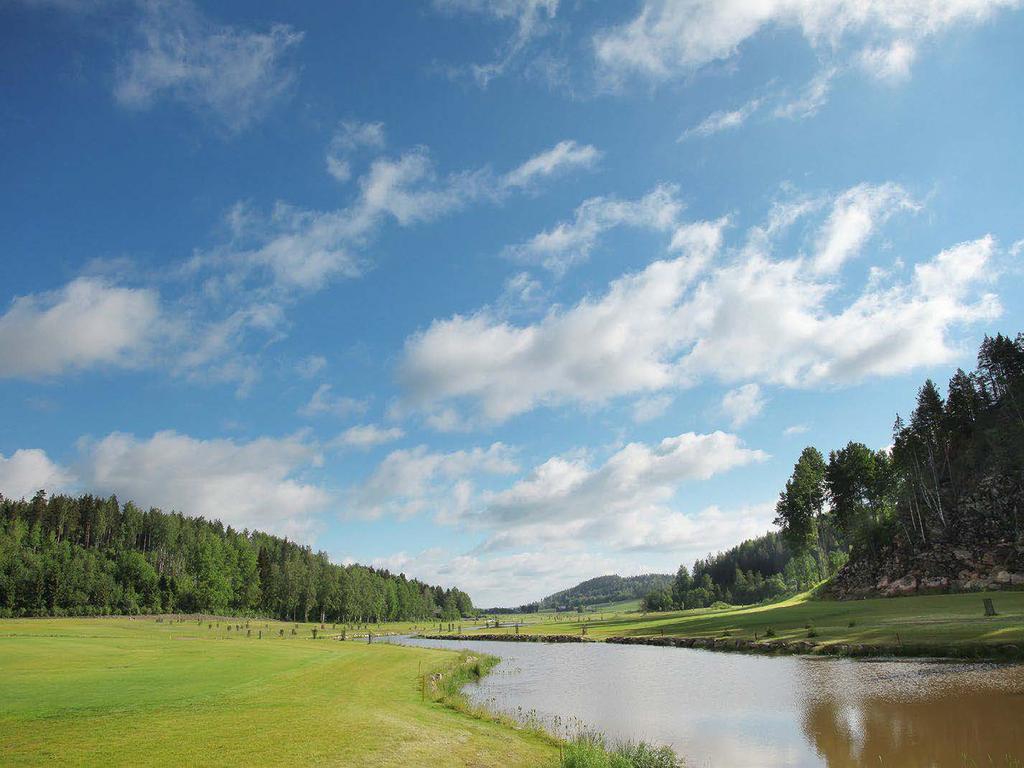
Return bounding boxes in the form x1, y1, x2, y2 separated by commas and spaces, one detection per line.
632, 394, 673, 423
0, 430, 331, 540
348, 443, 518, 519
356, 429, 770, 603
473, 431, 766, 536
372, 547, 616, 608
504, 184, 689, 274
594, 0, 1018, 84
331, 424, 405, 450
502, 140, 601, 189
299, 384, 368, 419
0, 278, 161, 378
812, 182, 918, 274
399, 182, 1001, 424
400, 244, 715, 423
205, 137, 598, 296
721, 383, 766, 428
0, 449, 74, 500
680, 97, 762, 140
859, 39, 917, 82
79, 430, 329, 539
114, 0, 303, 131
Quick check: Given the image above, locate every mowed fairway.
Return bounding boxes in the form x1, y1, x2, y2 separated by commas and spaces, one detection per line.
0, 618, 557, 767
501, 591, 1024, 650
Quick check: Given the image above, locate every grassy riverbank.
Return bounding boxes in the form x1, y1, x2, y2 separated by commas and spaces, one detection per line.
0, 617, 558, 767
465, 591, 1024, 654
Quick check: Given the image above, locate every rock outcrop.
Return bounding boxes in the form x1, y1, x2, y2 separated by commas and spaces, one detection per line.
829, 475, 1024, 599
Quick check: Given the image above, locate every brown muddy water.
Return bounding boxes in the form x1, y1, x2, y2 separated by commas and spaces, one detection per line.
398, 636, 1024, 767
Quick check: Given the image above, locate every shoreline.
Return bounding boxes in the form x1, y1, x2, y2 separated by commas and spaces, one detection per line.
414, 632, 1024, 661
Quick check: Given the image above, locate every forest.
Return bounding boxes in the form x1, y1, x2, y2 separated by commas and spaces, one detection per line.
0, 492, 473, 621
649, 332, 1024, 611
773, 332, 1023, 572
539, 573, 674, 611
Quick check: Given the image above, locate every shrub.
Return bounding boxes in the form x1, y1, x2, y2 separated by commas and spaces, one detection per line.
765, 626, 776, 637
561, 733, 680, 768
610, 741, 680, 768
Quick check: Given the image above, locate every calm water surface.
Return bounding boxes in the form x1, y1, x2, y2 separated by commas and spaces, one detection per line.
397, 636, 1024, 768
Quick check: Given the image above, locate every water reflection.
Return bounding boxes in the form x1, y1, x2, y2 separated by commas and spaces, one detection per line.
397, 636, 1024, 767
798, 660, 1024, 767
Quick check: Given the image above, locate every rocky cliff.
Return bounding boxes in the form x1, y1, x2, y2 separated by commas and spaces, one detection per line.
830, 475, 1024, 599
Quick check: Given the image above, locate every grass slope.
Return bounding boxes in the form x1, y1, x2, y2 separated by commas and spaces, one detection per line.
0, 617, 557, 767
482, 591, 1024, 651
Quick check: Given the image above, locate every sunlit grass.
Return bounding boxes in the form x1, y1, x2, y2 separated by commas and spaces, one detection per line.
465, 591, 1024, 652
0, 616, 558, 767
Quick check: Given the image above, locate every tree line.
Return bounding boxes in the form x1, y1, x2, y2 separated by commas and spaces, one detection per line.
0, 492, 474, 621
643, 531, 818, 612
648, 332, 1023, 612
774, 332, 1023, 571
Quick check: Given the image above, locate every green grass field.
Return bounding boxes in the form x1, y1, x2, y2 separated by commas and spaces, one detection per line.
467, 591, 1024, 651
0, 617, 558, 767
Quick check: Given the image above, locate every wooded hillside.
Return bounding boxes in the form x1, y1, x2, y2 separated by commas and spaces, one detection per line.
0, 493, 473, 621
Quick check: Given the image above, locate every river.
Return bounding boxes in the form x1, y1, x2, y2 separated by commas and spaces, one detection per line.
397, 636, 1024, 767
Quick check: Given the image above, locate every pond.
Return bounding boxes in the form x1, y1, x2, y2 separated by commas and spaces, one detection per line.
397, 636, 1024, 767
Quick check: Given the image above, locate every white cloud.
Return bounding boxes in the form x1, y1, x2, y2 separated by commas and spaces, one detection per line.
299, 384, 368, 419
400, 228, 722, 422
78, 430, 329, 539
362, 429, 771, 604
207, 138, 598, 295
774, 68, 837, 120
721, 383, 766, 428
859, 39, 917, 82
680, 235, 1000, 386
813, 182, 918, 274
0, 449, 74, 500
784, 424, 810, 436
114, 0, 303, 131
432, 0, 561, 86
680, 97, 762, 140
472, 431, 766, 542
502, 140, 601, 189
295, 355, 327, 378
504, 184, 688, 274
373, 547, 616, 608
326, 120, 386, 182
0, 278, 161, 378
399, 183, 1002, 423
331, 424, 405, 450
348, 443, 518, 520
632, 394, 673, 423
594, 0, 1018, 84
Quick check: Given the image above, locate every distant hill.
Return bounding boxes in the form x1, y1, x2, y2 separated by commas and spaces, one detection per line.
539, 573, 674, 611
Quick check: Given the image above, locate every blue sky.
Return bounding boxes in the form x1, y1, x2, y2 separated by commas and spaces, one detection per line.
1, 0, 1022, 606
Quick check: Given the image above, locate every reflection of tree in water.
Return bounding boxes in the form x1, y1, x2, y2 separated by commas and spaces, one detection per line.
799, 666, 1024, 767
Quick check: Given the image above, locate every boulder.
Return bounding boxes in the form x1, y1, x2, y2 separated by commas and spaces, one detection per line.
919, 576, 949, 592
884, 575, 917, 596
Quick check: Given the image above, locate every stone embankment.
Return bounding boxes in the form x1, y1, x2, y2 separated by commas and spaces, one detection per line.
417, 633, 594, 643
604, 634, 1023, 661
